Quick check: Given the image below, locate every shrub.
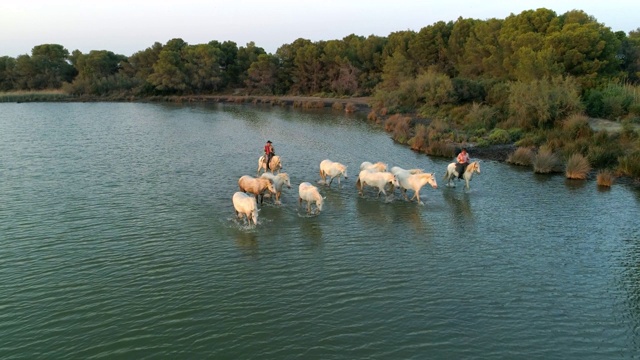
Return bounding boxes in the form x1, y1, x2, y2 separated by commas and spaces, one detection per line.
427, 141, 456, 158
344, 102, 357, 113
488, 128, 511, 144
408, 124, 429, 151
596, 170, 615, 187
463, 102, 497, 131
565, 153, 591, 179
507, 76, 583, 129
332, 102, 344, 111
587, 145, 623, 169
533, 147, 561, 174
616, 151, 640, 180
384, 114, 412, 143
367, 110, 379, 123
562, 114, 593, 139
507, 147, 534, 166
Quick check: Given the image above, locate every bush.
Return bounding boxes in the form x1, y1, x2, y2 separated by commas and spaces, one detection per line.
616, 151, 640, 180
562, 114, 592, 139
507, 76, 583, 129
463, 102, 497, 131
596, 170, 615, 187
408, 124, 429, 151
587, 145, 623, 169
427, 141, 456, 158
565, 153, 591, 179
533, 147, 561, 174
384, 114, 412, 143
488, 128, 511, 144
507, 147, 534, 166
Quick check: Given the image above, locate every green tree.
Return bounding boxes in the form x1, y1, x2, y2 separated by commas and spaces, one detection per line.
408, 21, 452, 75
546, 10, 621, 84
292, 43, 323, 94
148, 38, 189, 93
245, 53, 278, 94
0, 56, 17, 91
236, 42, 266, 88
619, 28, 640, 83
182, 44, 223, 93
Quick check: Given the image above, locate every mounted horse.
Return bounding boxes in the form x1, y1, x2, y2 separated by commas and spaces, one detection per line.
443, 161, 481, 190
392, 167, 438, 204
260, 172, 291, 205
257, 155, 282, 174
319, 159, 348, 187
232, 192, 259, 225
238, 175, 276, 205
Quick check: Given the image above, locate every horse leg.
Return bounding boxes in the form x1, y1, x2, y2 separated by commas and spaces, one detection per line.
307, 201, 312, 214
402, 188, 409, 201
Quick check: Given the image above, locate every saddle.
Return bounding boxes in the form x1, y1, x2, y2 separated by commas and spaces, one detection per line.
455, 163, 467, 179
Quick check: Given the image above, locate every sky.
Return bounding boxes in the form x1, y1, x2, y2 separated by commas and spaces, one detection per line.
1, 0, 638, 58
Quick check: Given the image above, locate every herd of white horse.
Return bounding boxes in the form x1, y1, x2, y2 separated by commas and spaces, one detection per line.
232, 155, 481, 225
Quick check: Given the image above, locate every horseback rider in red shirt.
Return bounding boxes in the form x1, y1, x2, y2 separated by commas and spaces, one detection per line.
264, 140, 275, 170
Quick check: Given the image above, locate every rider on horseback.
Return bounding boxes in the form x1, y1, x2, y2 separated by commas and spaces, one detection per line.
264, 140, 275, 170
456, 148, 469, 179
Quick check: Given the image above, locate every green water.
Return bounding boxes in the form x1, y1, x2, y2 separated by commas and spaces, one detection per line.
1, 102, 639, 359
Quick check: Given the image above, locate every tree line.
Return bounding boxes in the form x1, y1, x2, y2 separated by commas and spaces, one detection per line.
1, 8, 640, 178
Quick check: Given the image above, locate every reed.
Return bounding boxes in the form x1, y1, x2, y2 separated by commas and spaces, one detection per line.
344, 102, 357, 113
565, 153, 591, 179
0, 90, 71, 102
596, 170, 615, 187
506, 147, 534, 166
533, 147, 560, 174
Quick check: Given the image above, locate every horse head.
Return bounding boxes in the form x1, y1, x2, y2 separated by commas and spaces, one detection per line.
279, 173, 291, 188
469, 161, 481, 174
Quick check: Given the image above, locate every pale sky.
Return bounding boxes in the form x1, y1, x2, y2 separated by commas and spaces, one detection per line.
1, 0, 638, 58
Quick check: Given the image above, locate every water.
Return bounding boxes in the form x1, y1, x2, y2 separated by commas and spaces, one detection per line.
1, 102, 639, 359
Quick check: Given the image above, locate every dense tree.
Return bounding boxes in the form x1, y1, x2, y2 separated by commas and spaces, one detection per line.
0, 56, 17, 91
620, 29, 640, 83
148, 38, 189, 93
408, 21, 453, 74
245, 53, 279, 94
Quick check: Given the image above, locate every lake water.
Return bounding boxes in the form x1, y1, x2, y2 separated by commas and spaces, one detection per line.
1, 102, 639, 359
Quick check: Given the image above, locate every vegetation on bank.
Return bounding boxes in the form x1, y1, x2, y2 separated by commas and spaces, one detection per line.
1, 8, 640, 181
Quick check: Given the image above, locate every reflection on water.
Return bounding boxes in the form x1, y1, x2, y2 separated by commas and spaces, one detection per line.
233, 227, 260, 257
564, 178, 588, 191
299, 220, 323, 250
442, 188, 473, 220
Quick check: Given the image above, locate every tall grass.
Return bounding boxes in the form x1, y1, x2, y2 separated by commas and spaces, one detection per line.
596, 170, 615, 187
533, 146, 560, 174
507, 147, 534, 166
565, 153, 591, 179
0, 90, 71, 102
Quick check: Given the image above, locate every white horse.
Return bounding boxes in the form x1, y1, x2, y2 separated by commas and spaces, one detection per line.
232, 192, 259, 225
393, 167, 438, 204
298, 182, 324, 214
356, 169, 399, 199
238, 175, 276, 205
319, 159, 348, 186
360, 161, 387, 172
390, 166, 424, 175
257, 155, 282, 174
260, 172, 291, 205
443, 161, 481, 190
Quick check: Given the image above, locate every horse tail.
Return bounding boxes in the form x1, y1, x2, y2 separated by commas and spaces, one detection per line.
355, 176, 361, 190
